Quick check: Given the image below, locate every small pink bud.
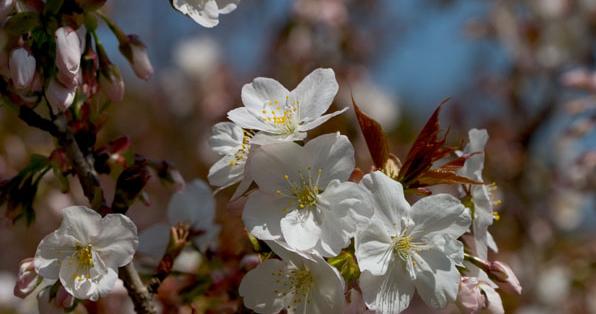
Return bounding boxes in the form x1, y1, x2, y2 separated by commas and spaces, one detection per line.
457, 277, 485, 314
120, 35, 153, 80
488, 261, 522, 295
55, 27, 82, 86
14, 257, 41, 298
54, 286, 74, 308
45, 78, 76, 112
99, 64, 125, 102
9, 48, 36, 90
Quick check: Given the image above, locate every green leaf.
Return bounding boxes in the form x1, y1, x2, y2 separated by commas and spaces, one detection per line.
4, 12, 41, 36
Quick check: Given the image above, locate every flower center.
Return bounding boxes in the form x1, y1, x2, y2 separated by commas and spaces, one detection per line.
229, 129, 254, 166
392, 235, 413, 260
260, 97, 299, 133
273, 266, 314, 307
277, 168, 322, 210
75, 244, 94, 268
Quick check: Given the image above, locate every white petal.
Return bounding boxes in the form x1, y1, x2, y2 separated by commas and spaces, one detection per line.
137, 223, 170, 263
280, 209, 321, 251
227, 107, 276, 132
354, 218, 393, 276
241, 77, 290, 111
304, 255, 346, 313
93, 213, 139, 269
409, 194, 470, 241
361, 171, 410, 231
360, 266, 415, 314
481, 284, 504, 314
34, 230, 76, 280
242, 191, 285, 240
290, 68, 339, 122
315, 181, 372, 256
248, 141, 305, 193
239, 259, 288, 313
60, 206, 102, 244
217, 0, 240, 14
207, 155, 244, 188
412, 247, 461, 309
249, 131, 307, 145
209, 122, 243, 156
303, 133, 355, 187
458, 128, 489, 180
192, 223, 220, 252
93, 268, 119, 300
298, 107, 348, 131
58, 251, 109, 301
173, 0, 220, 28
167, 179, 215, 229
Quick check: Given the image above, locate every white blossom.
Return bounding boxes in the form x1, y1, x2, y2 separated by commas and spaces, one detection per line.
239, 241, 345, 314
458, 128, 498, 259
34, 206, 138, 301
138, 180, 220, 263
355, 171, 470, 313
227, 68, 347, 145
173, 0, 240, 28
208, 122, 252, 192
243, 132, 372, 257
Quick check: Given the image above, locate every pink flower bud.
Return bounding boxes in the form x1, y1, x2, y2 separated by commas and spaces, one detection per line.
55, 27, 82, 87
14, 257, 41, 298
120, 35, 153, 80
488, 261, 522, 295
0, 0, 15, 22
9, 48, 36, 90
99, 64, 125, 102
45, 78, 76, 112
54, 286, 74, 308
457, 277, 485, 314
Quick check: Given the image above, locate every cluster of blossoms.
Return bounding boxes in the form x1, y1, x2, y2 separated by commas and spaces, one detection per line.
208, 68, 522, 313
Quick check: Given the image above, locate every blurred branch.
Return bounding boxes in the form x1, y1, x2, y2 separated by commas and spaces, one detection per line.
147, 224, 191, 294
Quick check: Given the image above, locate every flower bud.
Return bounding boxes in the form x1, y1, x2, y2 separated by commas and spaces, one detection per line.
99, 64, 125, 102
457, 277, 485, 314
0, 0, 15, 22
45, 77, 76, 112
488, 261, 522, 295
119, 35, 153, 80
9, 48, 36, 90
14, 257, 42, 298
54, 285, 74, 308
55, 27, 82, 87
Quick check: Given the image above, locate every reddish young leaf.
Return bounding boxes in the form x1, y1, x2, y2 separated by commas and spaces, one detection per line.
352, 95, 390, 169
398, 100, 449, 186
415, 169, 483, 187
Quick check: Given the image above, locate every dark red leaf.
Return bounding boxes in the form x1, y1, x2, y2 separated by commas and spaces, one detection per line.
352, 95, 390, 169
398, 99, 449, 186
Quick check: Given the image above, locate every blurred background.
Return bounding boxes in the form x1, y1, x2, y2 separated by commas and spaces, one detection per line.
1, 0, 595, 313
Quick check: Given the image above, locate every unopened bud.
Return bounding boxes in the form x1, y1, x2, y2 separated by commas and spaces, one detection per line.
457, 277, 485, 314
120, 35, 153, 80
488, 261, 522, 295
9, 48, 36, 90
55, 27, 82, 87
14, 257, 42, 298
99, 64, 125, 102
54, 285, 74, 308
45, 77, 76, 112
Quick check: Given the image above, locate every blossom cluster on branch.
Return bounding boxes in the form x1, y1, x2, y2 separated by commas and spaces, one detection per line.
0, 0, 525, 313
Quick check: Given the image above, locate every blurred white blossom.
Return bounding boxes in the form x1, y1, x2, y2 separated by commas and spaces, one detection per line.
173, 0, 240, 28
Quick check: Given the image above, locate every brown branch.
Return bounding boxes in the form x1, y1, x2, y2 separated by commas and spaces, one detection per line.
119, 264, 157, 314
147, 224, 191, 294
